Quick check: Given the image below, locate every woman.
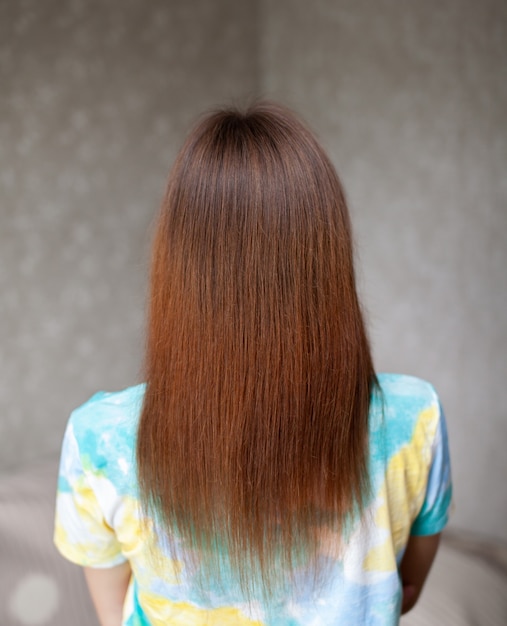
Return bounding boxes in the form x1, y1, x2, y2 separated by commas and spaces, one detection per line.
55, 102, 452, 625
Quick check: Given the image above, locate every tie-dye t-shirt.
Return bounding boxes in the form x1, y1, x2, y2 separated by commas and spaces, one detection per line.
54, 373, 452, 625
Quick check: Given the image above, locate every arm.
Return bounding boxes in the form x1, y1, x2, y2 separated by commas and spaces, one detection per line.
399, 533, 440, 614
84, 561, 132, 626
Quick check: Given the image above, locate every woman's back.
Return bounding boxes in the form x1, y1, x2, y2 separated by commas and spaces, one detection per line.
55, 373, 451, 624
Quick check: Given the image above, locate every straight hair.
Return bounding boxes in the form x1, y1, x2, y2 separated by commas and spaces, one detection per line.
137, 102, 376, 599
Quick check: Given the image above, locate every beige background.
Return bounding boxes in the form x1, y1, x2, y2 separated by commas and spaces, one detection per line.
1, 0, 506, 542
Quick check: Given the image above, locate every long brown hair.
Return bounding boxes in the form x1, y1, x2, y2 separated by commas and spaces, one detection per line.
137, 102, 376, 598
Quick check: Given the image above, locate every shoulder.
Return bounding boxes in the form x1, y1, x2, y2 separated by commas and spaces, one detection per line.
375, 373, 439, 409
373, 374, 440, 435
69, 383, 145, 440
369, 374, 443, 467
65, 384, 145, 489
56, 385, 146, 565
367, 375, 450, 547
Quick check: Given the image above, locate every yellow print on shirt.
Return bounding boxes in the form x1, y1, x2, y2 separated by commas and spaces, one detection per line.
363, 404, 439, 571
138, 590, 266, 626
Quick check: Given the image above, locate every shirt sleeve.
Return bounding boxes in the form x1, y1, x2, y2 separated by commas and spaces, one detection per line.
410, 403, 453, 536
54, 416, 127, 568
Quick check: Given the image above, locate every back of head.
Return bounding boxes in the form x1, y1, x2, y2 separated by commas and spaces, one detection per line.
137, 102, 375, 598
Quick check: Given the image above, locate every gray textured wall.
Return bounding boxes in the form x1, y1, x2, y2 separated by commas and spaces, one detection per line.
1, 0, 506, 541
0, 0, 258, 468
260, 0, 507, 541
